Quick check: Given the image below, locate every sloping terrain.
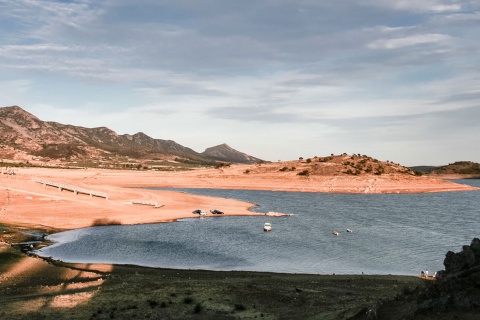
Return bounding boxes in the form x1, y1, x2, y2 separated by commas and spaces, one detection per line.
0, 106, 262, 165
411, 161, 480, 177
201, 143, 264, 164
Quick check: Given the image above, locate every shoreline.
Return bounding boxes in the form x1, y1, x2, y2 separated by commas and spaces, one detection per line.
0, 239, 427, 320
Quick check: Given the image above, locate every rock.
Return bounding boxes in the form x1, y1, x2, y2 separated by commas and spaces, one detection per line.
442, 238, 480, 276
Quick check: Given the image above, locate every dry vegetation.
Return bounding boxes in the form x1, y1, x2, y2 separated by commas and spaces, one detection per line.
245, 154, 417, 177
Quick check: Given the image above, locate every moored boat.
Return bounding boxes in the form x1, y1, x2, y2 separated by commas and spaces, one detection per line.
264, 222, 272, 231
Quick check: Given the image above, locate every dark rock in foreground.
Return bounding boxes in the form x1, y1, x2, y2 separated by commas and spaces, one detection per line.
419, 238, 480, 311
351, 238, 480, 319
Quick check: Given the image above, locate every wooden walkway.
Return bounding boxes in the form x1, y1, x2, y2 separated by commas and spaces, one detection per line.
33, 178, 108, 199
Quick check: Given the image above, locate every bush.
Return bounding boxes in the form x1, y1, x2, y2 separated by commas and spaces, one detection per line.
147, 299, 159, 308
234, 304, 246, 311
184, 297, 194, 304
194, 303, 203, 314
91, 218, 121, 226
297, 170, 309, 176
279, 166, 289, 172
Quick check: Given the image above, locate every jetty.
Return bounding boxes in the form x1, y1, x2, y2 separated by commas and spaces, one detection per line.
33, 178, 108, 199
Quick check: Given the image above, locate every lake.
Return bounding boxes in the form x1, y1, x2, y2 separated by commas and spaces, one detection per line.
35, 179, 480, 275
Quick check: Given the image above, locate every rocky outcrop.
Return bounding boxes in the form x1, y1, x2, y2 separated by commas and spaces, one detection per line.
350, 239, 480, 319
418, 238, 480, 311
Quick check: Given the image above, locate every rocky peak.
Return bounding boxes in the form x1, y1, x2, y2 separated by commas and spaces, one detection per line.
201, 143, 264, 164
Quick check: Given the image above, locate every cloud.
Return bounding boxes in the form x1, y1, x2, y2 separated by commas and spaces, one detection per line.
367, 33, 451, 49
0, 0, 479, 164
360, 0, 462, 13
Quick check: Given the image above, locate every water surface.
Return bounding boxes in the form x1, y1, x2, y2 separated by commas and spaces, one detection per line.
36, 179, 480, 275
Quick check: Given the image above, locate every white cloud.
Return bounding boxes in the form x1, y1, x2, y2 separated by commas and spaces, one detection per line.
367, 34, 451, 49
361, 0, 462, 13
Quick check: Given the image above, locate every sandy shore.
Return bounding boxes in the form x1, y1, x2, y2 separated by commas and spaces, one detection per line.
0, 168, 261, 231
1, 166, 478, 231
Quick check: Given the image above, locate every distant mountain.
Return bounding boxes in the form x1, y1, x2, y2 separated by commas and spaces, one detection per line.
0, 106, 261, 165
201, 143, 264, 164
429, 161, 480, 175
409, 161, 480, 176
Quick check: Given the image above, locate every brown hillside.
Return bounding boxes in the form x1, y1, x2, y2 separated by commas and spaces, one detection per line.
430, 161, 480, 177
0, 106, 259, 166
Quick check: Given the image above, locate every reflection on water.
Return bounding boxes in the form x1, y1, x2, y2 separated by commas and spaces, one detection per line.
36, 180, 480, 275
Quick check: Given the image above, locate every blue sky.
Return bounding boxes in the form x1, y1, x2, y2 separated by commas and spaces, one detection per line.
1, 0, 479, 166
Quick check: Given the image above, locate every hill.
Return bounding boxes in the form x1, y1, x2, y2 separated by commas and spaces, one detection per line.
0, 105, 263, 168
410, 161, 480, 178
429, 161, 480, 176
201, 143, 263, 164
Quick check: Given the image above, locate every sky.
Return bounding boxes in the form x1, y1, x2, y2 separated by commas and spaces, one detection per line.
0, 0, 479, 166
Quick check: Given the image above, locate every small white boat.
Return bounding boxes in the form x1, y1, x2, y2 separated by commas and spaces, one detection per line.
264, 223, 272, 231
346, 229, 353, 233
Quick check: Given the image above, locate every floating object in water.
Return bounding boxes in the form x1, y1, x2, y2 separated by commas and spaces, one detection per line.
346, 229, 353, 233
332, 231, 339, 236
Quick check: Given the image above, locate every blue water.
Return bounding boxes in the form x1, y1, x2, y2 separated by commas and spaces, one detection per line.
35, 180, 480, 275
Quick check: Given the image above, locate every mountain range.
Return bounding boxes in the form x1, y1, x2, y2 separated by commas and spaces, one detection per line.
0, 106, 263, 165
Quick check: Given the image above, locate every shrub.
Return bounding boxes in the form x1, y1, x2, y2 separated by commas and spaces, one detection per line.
193, 303, 203, 314
147, 299, 159, 308
234, 304, 246, 311
279, 167, 289, 172
306, 158, 312, 163
297, 170, 309, 176
92, 218, 121, 226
